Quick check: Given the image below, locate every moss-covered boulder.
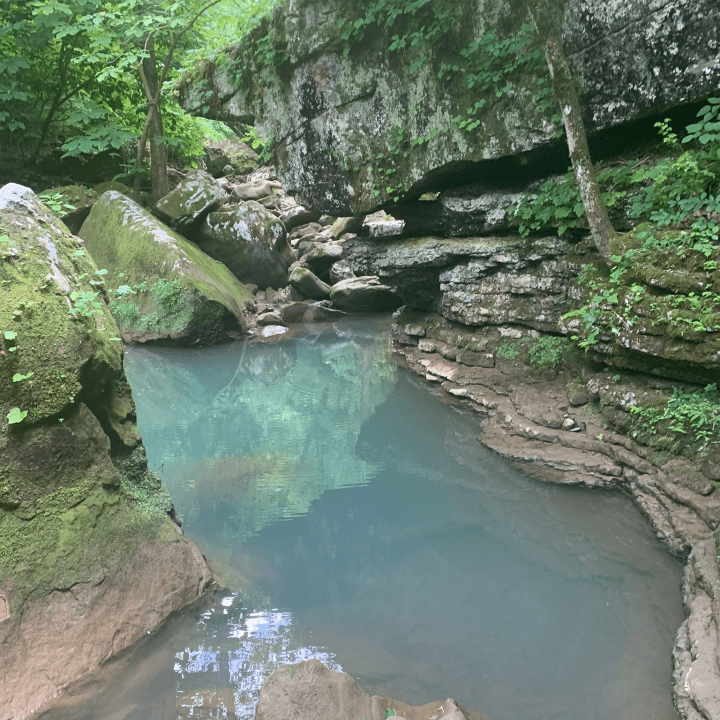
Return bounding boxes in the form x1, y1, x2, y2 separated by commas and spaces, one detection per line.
195, 200, 295, 288
205, 139, 261, 177
154, 170, 227, 229
0, 184, 212, 719
79, 191, 253, 345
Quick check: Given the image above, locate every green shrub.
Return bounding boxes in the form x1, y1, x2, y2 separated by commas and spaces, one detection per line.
527, 335, 573, 368
629, 383, 720, 451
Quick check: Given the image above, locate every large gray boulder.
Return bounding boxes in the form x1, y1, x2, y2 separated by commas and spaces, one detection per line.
204, 139, 260, 177
195, 200, 295, 288
329, 276, 402, 312
79, 191, 252, 345
0, 184, 211, 719
179, 0, 719, 215
154, 170, 227, 228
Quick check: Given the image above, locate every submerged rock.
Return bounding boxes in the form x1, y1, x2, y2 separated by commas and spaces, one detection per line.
0, 183, 212, 720
79, 191, 252, 345
256, 660, 492, 720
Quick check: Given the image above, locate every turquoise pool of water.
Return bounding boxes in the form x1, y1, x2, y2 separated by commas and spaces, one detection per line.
41, 319, 683, 720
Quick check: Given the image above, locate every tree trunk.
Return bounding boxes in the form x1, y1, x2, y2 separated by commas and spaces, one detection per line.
542, 34, 615, 263
138, 35, 170, 203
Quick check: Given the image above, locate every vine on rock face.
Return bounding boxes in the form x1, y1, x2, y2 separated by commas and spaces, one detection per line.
334, 1, 561, 203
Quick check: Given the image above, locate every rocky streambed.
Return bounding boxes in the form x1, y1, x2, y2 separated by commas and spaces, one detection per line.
4, 132, 720, 718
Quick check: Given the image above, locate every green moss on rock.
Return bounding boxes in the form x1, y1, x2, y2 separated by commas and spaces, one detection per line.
79, 191, 253, 345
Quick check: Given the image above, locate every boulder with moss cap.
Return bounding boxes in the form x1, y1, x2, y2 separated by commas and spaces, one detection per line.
194, 200, 295, 288
154, 170, 227, 229
0, 183, 212, 720
79, 191, 253, 345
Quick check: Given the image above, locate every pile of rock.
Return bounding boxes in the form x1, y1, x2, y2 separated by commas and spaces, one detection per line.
44, 153, 404, 346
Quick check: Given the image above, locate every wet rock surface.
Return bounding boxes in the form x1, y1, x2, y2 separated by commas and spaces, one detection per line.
154, 170, 227, 229
256, 659, 493, 720
194, 200, 295, 289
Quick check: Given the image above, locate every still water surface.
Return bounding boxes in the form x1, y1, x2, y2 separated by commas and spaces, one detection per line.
44, 319, 683, 720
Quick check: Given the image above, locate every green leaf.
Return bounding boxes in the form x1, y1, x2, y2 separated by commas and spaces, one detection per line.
12, 372, 34, 382
4, 331, 17, 341
7, 407, 28, 424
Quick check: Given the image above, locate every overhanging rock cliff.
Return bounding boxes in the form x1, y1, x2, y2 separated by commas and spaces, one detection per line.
179, 0, 720, 215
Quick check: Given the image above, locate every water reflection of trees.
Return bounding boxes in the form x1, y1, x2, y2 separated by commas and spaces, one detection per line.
174, 594, 340, 720
124, 324, 397, 553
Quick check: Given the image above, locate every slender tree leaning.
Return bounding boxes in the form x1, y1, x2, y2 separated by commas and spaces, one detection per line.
529, 4, 616, 264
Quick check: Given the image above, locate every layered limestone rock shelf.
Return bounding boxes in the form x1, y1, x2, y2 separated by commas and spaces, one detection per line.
0, 184, 212, 720
179, 0, 720, 214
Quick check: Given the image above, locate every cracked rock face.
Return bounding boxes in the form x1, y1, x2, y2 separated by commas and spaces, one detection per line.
0, 184, 212, 720
180, 0, 719, 214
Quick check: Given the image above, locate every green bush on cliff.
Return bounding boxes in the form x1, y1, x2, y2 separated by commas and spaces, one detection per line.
629, 383, 720, 452
549, 100, 720, 354
508, 98, 720, 238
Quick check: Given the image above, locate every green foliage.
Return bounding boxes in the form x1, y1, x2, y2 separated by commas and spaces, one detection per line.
238, 124, 272, 164
527, 335, 573, 368
38, 192, 76, 214
0, 0, 274, 170
495, 341, 521, 359
7, 407, 28, 425
509, 98, 720, 238
629, 384, 720, 451
12, 372, 34, 382
108, 278, 194, 335
59, 102, 137, 158
68, 289, 104, 322
539, 101, 720, 352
